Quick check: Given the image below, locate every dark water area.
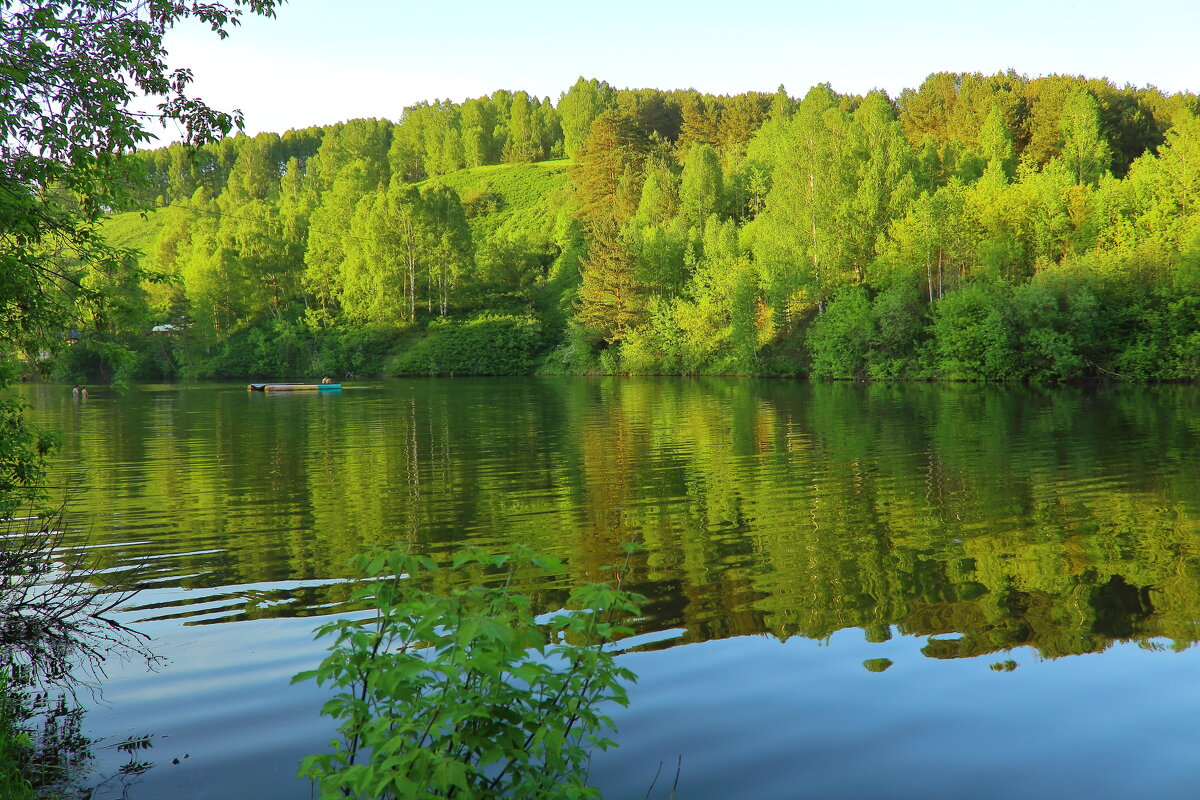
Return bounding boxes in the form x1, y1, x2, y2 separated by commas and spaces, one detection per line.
19, 378, 1200, 799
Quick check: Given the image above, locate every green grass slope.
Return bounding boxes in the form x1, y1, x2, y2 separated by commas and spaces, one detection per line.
426, 159, 571, 241
102, 209, 166, 256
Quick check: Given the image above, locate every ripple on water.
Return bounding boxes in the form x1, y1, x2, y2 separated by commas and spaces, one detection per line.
16, 380, 1200, 800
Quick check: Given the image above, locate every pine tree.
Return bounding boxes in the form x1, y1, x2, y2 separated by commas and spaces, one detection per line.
576, 222, 644, 342
571, 112, 652, 343
570, 112, 649, 231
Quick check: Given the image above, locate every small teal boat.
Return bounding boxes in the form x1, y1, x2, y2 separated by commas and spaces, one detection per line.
247, 383, 342, 392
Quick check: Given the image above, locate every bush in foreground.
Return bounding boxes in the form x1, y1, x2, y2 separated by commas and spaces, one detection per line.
296, 547, 642, 800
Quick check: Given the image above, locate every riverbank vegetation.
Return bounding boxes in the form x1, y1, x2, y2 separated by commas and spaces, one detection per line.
0, 679, 34, 800
26, 73, 1200, 383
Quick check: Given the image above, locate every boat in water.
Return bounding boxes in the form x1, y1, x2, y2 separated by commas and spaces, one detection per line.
247, 383, 342, 392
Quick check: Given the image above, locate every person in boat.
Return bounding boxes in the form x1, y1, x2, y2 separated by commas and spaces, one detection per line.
321, 376, 332, 384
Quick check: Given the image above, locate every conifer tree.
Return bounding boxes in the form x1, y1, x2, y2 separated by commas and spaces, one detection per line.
678, 93, 722, 154
572, 113, 651, 342
717, 93, 771, 166
576, 223, 644, 342
571, 112, 649, 230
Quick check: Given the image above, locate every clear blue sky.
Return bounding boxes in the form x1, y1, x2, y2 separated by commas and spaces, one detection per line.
153, 0, 1200, 142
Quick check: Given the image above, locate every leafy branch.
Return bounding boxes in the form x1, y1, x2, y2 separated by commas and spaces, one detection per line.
295, 546, 644, 800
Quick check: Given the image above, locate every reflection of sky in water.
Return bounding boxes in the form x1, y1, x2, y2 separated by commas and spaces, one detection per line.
87, 598, 1200, 800
602, 632, 1200, 800
20, 380, 1200, 799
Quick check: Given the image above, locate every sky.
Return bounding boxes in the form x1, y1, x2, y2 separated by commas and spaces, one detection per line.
152, 0, 1200, 143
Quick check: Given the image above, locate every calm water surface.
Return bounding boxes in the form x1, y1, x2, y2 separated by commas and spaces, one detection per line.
19, 378, 1200, 799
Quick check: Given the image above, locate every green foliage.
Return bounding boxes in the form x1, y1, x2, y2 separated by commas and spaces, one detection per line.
806, 286, 929, 380
1009, 277, 1098, 382
0, 680, 93, 800
542, 321, 601, 375
559, 78, 618, 160
182, 321, 402, 380
0, 1, 271, 792
0, 672, 33, 800
807, 287, 875, 379
929, 282, 1021, 380
77, 73, 1200, 382
391, 314, 543, 376
977, 107, 1016, 182
0, 395, 59, 519
1, 0, 281, 384
679, 144, 725, 225
1058, 89, 1113, 186
867, 285, 928, 378
295, 547, 641, 800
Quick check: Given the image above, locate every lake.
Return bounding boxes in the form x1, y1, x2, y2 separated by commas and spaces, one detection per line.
18, 378, 1200, 799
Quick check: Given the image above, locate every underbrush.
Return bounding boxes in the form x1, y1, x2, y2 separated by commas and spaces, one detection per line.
389, 313, 543, 376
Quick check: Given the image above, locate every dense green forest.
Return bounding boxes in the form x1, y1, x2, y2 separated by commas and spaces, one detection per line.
39, 72, 1200, 382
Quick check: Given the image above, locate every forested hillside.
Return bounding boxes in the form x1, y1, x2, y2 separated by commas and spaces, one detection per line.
43, 72, 1200, 382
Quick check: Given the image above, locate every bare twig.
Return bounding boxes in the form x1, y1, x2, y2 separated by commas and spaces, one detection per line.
644, 760, 664, 800
1, 495, 155, 693
668, 755, 682, 800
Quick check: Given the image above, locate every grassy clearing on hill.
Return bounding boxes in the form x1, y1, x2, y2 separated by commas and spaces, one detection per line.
429, 159, 571, 241
102, 209, 167, 256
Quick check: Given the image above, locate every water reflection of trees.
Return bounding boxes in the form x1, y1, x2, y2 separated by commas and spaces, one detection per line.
39, 380, 1200, 659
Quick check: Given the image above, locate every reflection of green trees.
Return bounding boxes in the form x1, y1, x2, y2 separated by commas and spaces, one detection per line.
28, 381, 1200, 658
